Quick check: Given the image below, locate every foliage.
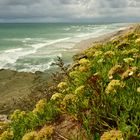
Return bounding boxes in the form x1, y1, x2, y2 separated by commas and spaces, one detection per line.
55, 30, 140, 139
5, 99, 60, 140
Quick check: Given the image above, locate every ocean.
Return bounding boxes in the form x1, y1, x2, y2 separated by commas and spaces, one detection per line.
0, 23, 128, 72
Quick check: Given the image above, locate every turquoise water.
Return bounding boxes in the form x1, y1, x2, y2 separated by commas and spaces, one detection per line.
0, 23, 128, 72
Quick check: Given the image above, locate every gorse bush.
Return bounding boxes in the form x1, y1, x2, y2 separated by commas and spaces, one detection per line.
0, 26, 140, 140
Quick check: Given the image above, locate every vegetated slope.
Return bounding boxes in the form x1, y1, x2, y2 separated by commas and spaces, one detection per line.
0, 25, 140, 140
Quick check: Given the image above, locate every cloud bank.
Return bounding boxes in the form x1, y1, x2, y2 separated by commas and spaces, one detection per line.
0, 0, 140, 22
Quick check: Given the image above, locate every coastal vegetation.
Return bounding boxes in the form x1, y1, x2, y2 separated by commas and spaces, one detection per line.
0, 25, 140, 139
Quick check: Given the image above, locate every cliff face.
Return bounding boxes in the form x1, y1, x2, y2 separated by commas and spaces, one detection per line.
0, 69, 50, 114
0, 24, 140, 140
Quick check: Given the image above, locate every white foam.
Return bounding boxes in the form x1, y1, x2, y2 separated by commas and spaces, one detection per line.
0, 48, 35, 69
18, 59, 55, 73
0, 37, 72, 69
5, 48, 23, 53
76, 28, 105, 38
31, 37, 71, 49
63, 28, 71, 31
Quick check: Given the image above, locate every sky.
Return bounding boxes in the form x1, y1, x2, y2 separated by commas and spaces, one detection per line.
0, 0, 140, 23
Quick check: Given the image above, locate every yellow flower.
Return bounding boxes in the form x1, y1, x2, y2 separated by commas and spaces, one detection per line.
93, 51, 103, 57
101, 129, 123, 140
69, 71, 79, 78
79, 66, 88, 72
108, 65, 122, 80
97, 58, 105, 63
122, 48, 139, 55
0, 122, 9, 134
123, 58, 134, 64
104, 51, 115, 57
75, 85, 85, 95
10, 109, 21, 120
50, 93, 63, 100
121, 67, 137, 80
79, 58, 90, 65
105, 80, 125, 94
33, 99, 46, 113
63, 94, 77, 103
0, 130, 14, 140
137, 87, 140, 93
37, 125, 54, 139
57, 82, 67, 89
22, 131, 37, 140
135, 38, 140, 44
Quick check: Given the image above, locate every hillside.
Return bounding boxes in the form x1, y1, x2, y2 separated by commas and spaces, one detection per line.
0, 24, 140, 140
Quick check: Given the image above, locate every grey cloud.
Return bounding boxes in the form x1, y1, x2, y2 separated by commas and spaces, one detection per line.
0, 0, 139, 22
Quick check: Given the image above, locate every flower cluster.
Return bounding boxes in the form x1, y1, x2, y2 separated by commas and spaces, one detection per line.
93, 51, 103, 57
33, 99, 46, 113
101, 129, 123, 140
37, 125, 54, 139
137, 87, 140, 93
121, 67, 137, 80
123, 58, 134, 64
104, 51, 115, 57
105, 80, 125, 94
108, 65, 122, 79
97, 58, 105, 64
78, 58, 91, 70
135, 38, 140, 44
78, 66, 88, 72
10, 110, 26, 120
22, 125, 54, 140
57, 82, 67, 89
75, 85, 85, 95
0, 130, 14, 140
79, 58, 90, 65
22, 131, 37, 140
0, 122, 9, 135
69, 71, 79, 78
51, 93, 63, 101
63, 94, 77, 104
122, 48, 139, 55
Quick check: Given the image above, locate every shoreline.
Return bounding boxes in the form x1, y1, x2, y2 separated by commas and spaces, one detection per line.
0, 23, 138, 114
74, 24, 134, 51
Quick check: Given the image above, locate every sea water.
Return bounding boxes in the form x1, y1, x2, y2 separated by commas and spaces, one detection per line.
0, 23, 128, 72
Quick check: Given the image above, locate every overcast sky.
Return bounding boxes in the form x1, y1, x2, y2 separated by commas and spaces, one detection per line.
0, 0, 140, 23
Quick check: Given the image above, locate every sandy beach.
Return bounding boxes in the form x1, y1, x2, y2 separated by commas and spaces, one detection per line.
74, 24, 134, 51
